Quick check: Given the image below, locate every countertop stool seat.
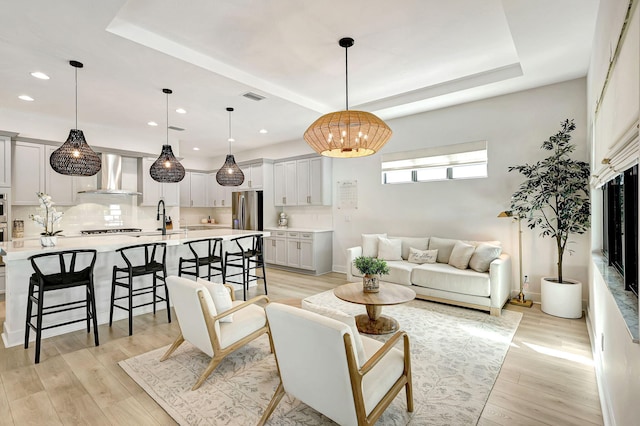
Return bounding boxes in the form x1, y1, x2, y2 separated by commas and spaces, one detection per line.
25, 249, 99, 364
224, 234, 267, 301
178, 238, 225, 282
109, 242, 171, 336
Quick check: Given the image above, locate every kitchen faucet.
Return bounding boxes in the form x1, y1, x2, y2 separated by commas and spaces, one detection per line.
156, 199, 166, 236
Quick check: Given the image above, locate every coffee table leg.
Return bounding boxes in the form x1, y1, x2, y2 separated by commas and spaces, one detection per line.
355, 304, 399, 335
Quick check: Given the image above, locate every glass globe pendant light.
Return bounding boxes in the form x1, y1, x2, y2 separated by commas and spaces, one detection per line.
216, 107, 244, 186
49, 60, 101, 176
303, 37, 392, 158
149, 88, 185, 183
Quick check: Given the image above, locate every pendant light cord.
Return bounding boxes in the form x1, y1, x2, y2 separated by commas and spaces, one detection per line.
74, 66, 78, 130
345, 44, 349, 111
166, 91, 169, 146
228, 109, 232, 154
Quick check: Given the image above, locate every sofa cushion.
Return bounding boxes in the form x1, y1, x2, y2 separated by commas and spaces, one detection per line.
429, 237, 458, 263
469, 243, 503, 273
448, 241, 475, 270
411, 262, 491, 297
389, 236, 430, 260
382, 260, 414, 285
377, 237, 402, 260
362, 233, 387, 257
408, 248, 438, 264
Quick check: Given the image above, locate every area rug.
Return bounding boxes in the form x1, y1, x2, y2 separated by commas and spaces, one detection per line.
119, 291, 522, 425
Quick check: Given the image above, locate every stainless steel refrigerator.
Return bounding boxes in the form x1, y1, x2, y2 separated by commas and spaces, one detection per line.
232, 190, 263, 230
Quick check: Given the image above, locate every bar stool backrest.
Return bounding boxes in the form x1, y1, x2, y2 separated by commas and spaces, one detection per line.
229, 234, 262, 256
185, 238, 223, 260
29, 249, 97, 286
116, 242, 167, 269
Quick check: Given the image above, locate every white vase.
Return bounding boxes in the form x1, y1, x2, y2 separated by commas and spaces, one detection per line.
40, 236, 57, 247
540, 277, 582, 318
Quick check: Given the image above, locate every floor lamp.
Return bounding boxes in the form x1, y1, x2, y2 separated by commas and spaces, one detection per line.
498, 211, 533, 307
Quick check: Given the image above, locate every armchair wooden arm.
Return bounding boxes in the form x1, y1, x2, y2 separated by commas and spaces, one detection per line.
212, 295, 270, 322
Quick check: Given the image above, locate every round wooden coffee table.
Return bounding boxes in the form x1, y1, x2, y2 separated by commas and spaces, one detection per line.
333, 282, 416, 335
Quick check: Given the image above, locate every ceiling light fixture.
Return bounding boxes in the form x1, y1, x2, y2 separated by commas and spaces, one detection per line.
18, 95, 34, 101
49, 60, 101, 176
176, 108, 186, 114
193, 147, 200, 151
149, 88, 185, 183
30, 71, 50, 80
147, 121, 158, 126
259, 129, 268, 134
216, 107, 244, 186
303, 37, 392, 158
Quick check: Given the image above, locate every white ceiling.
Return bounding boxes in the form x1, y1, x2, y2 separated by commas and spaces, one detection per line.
0, 0, 599, 161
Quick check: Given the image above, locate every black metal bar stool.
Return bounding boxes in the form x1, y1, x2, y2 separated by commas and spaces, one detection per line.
109, 242, 171, 336
25, 249, 99, 364
224, 234, 267, 301
178, 237, 225, 282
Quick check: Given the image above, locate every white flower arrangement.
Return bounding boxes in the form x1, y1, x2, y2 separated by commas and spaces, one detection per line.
29, 192, 63, 236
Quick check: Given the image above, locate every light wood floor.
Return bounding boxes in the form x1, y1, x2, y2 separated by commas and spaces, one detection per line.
0, 269, 602, 425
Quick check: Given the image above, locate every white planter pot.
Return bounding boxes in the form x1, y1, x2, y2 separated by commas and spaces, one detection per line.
540, 277, 582, 318
40, 236, 57, 247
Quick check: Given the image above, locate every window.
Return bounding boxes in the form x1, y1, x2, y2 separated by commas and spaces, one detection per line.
602, 164, 638, 296
381, 140, 487, 184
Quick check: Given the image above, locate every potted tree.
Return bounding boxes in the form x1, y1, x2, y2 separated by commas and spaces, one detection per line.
508, 119, 590, 318
353, 256, 390, 293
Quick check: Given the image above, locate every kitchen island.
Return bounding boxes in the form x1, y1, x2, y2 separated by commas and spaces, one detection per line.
0, 228, 268, 348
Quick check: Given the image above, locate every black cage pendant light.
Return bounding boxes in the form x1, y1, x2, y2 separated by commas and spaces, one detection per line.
303, 37, 392, 158
216, 107, 244, 186
150, 88, 185, 183
50, 60, 101, 176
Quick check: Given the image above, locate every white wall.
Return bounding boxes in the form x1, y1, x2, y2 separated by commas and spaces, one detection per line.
330, 78, 590, 301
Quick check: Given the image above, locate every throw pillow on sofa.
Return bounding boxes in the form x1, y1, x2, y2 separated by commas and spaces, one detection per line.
448, 241, 475, 269
469, 243, 502, 272
362, 233, 387, 257
429, 237, 458, 263
408, 247, 438, 264
377, 237, 403, 260
389, 236, 430, 260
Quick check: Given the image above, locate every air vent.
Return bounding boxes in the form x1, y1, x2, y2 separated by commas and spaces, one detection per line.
168, 125, 185, 131
242, 92, 266, 101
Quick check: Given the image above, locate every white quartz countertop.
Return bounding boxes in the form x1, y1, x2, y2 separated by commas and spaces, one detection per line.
265, 227, 333, 233
0, 228, 268, 261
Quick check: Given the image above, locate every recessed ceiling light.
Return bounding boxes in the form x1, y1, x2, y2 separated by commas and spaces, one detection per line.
175, 108, 186, 114
18, 95, 34, 101
30, 71, 50, 80
147, 121, 158, 126
259, 129, 268, 134
193, 147, 200, 151
228, 138, 235, 142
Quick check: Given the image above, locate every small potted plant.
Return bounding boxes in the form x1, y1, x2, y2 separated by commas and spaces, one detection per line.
29, 192, 63, 247
353, 256, 390, 293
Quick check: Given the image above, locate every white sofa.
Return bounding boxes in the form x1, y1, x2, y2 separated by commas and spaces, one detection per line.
346, 235, 512, 316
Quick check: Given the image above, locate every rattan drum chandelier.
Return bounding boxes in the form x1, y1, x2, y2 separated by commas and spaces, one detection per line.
149, 88, 185, 183
49, 60, 101, 176
216, 107, 244, 186
303, 37, 392, 158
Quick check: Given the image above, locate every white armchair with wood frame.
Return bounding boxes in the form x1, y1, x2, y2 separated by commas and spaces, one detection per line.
161, 276, 270, 390
259, 303, 413, 426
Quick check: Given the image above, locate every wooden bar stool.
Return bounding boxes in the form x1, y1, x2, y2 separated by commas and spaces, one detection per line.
25, 249, 99, 364
224, 234, 267, 301
178, 238, 225, 282
109, 242, 171, 335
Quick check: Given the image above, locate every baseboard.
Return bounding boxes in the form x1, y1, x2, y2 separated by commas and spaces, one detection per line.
586, 306, 615, 426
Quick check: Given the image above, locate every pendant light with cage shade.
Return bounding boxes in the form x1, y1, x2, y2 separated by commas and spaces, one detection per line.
216, 107, 245, 186
149, 88, 185, 183
49, 60, 101, 176
303, 37, 392, 158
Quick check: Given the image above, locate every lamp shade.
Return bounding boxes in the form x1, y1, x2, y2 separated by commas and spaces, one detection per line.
304, 110, 392, 158
150, 144, 185, 183
49, 129, 101, 176
216, 154, 245, 186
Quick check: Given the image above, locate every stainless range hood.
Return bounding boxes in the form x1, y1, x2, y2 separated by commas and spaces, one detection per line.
78, 153, 141, 195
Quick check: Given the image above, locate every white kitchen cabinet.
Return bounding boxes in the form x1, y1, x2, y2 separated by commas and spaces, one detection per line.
264, 228, 332, 275
180, 171, 207, 207
275, 156, 332, 206
206, 173, 232, 208
139, 158, 179, 206
0, 135, 11, 187
236, 161, 265, 190
13, 142, 93, 206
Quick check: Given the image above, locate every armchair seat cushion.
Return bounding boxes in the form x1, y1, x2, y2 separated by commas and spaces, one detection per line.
218, 302, 266, 349
360, 336, 405, 415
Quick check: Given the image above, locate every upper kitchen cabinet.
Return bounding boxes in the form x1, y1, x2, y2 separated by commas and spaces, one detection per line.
206, 173, 232, 208
180, 171, 207, 207
274, 156, 332, 206
13, 142, 97, 205
237, 161, 265, 190
139, 157, 179, 206
0, 135, 11, 187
